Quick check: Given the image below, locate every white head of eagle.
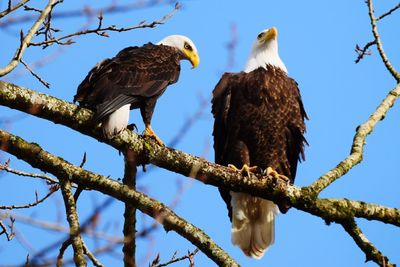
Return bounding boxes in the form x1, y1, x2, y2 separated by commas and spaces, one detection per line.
244, 27, 287, 73
74, 35, 200, 144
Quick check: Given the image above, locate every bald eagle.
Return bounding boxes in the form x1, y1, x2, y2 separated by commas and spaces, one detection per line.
212, 27, 307, 258
74, 35, 200, 145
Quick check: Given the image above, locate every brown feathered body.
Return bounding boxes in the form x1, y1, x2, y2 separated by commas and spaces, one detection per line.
74, 43, 183, 137
212, 66, 307, 258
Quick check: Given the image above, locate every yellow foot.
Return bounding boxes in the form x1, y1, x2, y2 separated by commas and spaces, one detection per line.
143, 125, 164, 146
265, 167, 290, 183
228, 164, 258, 176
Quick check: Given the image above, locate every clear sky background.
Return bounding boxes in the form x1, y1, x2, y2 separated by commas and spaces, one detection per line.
1, 0, 400, 266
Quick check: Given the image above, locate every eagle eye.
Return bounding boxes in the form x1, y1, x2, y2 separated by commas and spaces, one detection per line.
184, 42, 193, 51
257, 32, 264, 40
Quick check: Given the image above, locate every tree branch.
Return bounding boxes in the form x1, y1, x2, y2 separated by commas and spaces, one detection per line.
123, 149, 138, 267
0, 160, 59, 184
308, 83, 400, 195
367, 0, 400, 82
0, 217, 15, 241
0, 187, 58, 210
342, 219, 395, 267
29, 3, 181, 48
0, 0, 30, 18
20, 59, 50, 88
376, 3, 400, 21
0, 81, 399, 227
57, 176, 87, 266
0, 129, 239, 267
0, 0, 56, 77
82, 239, 105, 267
151, 248, 199, 267
0, 0, 177, 27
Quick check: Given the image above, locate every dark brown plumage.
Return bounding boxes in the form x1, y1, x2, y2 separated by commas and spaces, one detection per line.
212, 65, 307, 216
74, 43, 183, 137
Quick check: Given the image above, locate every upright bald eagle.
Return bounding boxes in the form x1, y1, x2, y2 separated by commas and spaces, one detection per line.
212, 27, 307, 258
74, 35, 200, 145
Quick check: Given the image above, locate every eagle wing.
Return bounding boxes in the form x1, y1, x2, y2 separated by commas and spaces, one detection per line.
211, 72, 238, 220
74, 43, 181, 122
211, 72, 234, 164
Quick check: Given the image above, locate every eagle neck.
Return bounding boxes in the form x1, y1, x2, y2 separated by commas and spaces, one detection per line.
244, 41, 287, 73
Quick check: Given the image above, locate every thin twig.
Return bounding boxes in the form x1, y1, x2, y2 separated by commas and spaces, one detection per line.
0, 0, 176, 27
29, 3, 181, 48
82, 239, 105, 267
3, 211, 120, 242
152, 248, 199, 267
341, 219, 394, 267
0, 0, 30, 18
0, 186, 58, 209
0, 161, 59, 184
0, 218, 15, 241
367, 0, 400, 82
20, 59, 50, 88
0, 0, 57, 77
354, 41, 376, 63
376, 3, 400, 21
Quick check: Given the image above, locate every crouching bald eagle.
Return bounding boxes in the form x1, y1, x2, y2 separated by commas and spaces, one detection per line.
74, 35, 200, 145
212, 27, 307, 258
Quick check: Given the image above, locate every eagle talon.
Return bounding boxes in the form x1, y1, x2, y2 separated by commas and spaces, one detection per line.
143, 125, 164, 146
229, 164, 258, 176
127, 123, 138, 132
265, 167, 290, 183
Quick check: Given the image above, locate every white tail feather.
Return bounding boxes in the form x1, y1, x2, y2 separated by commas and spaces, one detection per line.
102, 104, 130, 138
230, 191, 278, 259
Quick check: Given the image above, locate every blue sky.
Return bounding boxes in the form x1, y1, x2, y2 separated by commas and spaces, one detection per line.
1, 0, 400, 266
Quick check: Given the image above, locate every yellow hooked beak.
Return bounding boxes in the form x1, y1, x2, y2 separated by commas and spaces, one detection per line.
259, 26, 278, 43
184, 50, 200, 69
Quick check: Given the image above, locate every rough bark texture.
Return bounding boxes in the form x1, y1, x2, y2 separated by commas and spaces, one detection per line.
0, 130, 239, 267
0, 81, 399, 228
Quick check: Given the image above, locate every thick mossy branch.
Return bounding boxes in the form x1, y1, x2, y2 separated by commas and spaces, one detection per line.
0, 130, 239, 267
0, 81, 399, 227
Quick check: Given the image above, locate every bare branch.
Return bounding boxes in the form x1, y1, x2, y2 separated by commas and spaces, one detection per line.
57, 177, 86, 266
376, 3, 400, 21
151, 248, 199, 267
0, 217, 15, 241
367, 0, 400, 82
0, 160, 59, 184
342, 219, 395, 267
0, 129, 240, 267
354, 41, 376, 63
0, 0, 57, 77
0, 0, 30, 18
0, 0, 178, 27
29, 3, 181, 48
309, 83, 400, 194
0, 186, 58, 210
123, 149, 138, 267
1, 81, 400, 227
20, 59, 50, 88
82, 239, 105, 267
